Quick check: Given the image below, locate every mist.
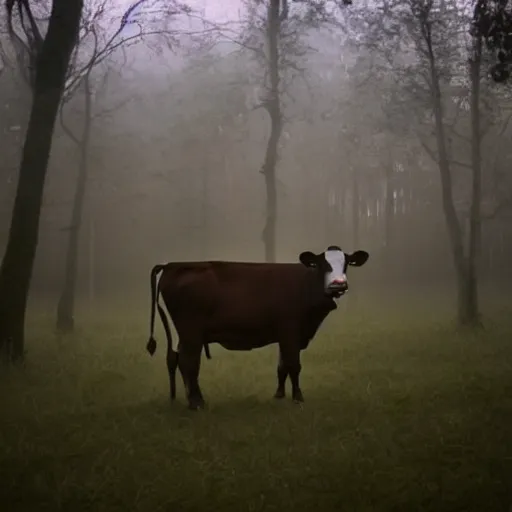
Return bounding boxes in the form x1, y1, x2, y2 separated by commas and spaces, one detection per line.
1, 2, 511, 307
1, 1, 512, 510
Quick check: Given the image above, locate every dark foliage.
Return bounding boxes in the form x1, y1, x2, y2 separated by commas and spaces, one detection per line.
472, 0, 512, 82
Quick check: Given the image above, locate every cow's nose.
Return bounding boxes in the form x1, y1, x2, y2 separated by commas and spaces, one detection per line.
330, 279, 348, 291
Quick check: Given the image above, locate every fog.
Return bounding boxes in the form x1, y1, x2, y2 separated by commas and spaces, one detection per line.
2, 2, 512, 509
2, 8, 511, 307
0, 0, 511, 324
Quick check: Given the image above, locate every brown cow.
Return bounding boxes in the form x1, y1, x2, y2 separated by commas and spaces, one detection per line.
146, 246, 369, 410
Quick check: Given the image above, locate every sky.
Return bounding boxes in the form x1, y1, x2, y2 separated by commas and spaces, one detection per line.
187, 0, 243, 22
109, 0, 246, 76
115, 0, 244, 24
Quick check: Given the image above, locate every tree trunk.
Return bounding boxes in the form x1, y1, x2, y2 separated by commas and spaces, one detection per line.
352, 165, 360, 248
261, 0, 283, 263
0, 0, 84, 362
56, 74, 93, 332
464, 35, 483, 327
349, 165, 360, 305
324, 186, 331, 246
384, 161, 394, 257
88, 215, 95, 307
339, 183, 347, 243
200, 161, 209, 258
426, 34, 475, 326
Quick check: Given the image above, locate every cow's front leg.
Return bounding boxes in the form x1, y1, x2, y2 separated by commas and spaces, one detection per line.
278, 341, 304, 403
289, 355, 304, 403
274, 350, 288, 399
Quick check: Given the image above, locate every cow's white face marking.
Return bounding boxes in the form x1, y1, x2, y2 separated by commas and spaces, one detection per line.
324, 249, 347, 289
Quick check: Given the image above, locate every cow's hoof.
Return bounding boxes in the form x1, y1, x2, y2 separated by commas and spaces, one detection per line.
274, 389, 285, 399
188, 398, 206, 411
292, 391, 304, 403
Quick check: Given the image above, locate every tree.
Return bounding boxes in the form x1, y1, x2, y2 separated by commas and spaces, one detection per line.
238, 0, 353, 262
2, 0, 201, 334
55, 0, 188, 332
472, 0, 512, 82
259, 0, 282, 263
163, 49, 250, 258
56, 64, 129, 332
466, 1, 485, 325
237, 0, 286, 262
0, 0, 83, 362
352, 0, 493, 325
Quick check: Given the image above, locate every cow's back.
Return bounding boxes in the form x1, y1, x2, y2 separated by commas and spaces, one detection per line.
211, 262, 312, 334
160, 260, 308, 304
158, 261, 313, 334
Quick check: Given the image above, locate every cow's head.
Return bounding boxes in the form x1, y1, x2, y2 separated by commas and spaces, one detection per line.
299, 245, 369, 298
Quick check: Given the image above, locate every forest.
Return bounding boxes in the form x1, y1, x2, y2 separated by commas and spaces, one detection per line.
1, 0, 512, 510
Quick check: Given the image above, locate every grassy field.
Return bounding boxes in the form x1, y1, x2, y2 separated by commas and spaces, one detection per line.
1, 292, 512, 512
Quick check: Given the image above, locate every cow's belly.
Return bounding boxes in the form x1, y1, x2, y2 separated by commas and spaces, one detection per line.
206, 327, 274, 351
213, 340, 273, 351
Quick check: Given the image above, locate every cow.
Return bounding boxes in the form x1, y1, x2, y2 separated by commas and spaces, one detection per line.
146, 245, 369, 410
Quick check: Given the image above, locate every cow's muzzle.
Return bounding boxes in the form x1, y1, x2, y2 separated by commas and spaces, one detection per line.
327, 280, 348, 297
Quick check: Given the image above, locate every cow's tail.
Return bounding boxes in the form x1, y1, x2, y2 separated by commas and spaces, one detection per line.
146, 263, 179, 400
146, 264, 166, 356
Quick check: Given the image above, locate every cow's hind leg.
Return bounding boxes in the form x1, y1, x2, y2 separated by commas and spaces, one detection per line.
179, 341, 205, 410
166, 347, 178, 402
274, 350, 288, 399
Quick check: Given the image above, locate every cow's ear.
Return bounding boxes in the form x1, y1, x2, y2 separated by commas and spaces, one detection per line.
347, 250, 369, 267
299, 251, 319, 267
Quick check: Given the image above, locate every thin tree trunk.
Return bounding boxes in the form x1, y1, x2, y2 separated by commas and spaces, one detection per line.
349, 165, 360, 305
384, 162, 394, 256
88, 215, 95, 306
465, 35, 483, 326
200, 161, 209, 258
352, 165, 360, 248
56, 74, 93, 332
0, 0, 83, 362
324, 186, 331, 246
261, 0, 283, 263
426, 30, 471, 325
339, 183, 347, 243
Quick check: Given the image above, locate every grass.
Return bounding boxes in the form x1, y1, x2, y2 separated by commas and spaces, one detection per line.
1, 293, 512, 512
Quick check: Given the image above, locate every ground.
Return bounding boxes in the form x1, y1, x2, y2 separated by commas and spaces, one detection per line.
1, 289, 512, 511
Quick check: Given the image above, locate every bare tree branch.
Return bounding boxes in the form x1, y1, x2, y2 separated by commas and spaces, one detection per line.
5, 0, 202, 98
91, 95, 132, 121
446, 124, 471, 143
481, 195, 512, 221
59, 99, 80, 144
5, 0, 44, 86
419, 137, 438, 162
